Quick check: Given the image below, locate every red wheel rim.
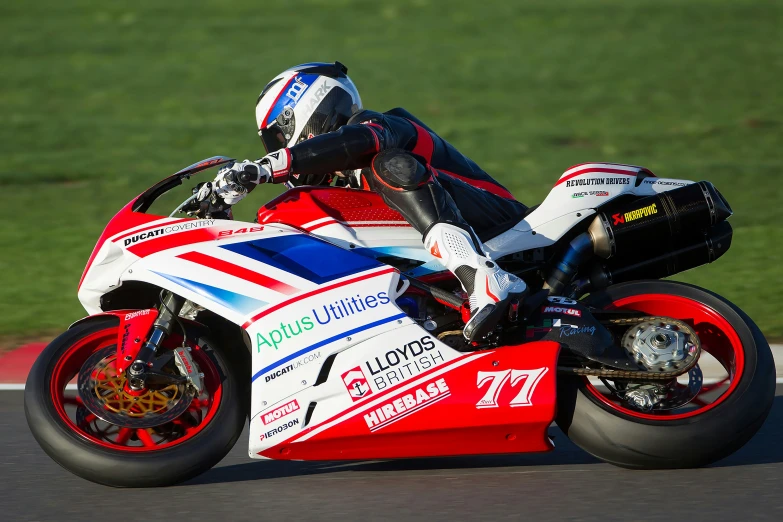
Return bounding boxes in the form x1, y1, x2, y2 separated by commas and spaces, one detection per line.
583, 293, 745, 421
50, 327, 223, 451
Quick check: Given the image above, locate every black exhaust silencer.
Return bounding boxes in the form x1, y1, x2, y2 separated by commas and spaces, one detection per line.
588, 220, 733, 288
588, 181, 733, 259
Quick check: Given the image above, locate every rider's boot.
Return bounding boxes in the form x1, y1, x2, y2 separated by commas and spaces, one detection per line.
423, 223, 528, 342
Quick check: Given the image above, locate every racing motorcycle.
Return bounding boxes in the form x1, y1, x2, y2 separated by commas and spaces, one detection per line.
25, 157, 775, 487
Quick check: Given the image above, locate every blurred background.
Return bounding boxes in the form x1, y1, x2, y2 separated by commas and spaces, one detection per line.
0, 0, 780, 345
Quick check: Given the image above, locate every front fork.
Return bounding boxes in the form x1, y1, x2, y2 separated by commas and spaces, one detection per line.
126, 292, 185, 390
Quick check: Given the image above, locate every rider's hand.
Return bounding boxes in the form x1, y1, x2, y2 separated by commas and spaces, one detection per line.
213, 160, 271, 205
212, 150, 292, 206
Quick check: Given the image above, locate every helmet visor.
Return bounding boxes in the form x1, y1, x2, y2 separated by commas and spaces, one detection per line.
259, 125, 287, 153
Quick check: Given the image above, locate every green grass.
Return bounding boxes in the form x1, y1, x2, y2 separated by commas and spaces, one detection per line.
1, 0, 781, 338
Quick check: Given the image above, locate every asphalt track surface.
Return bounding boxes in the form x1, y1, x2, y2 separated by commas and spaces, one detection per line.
2, 388, 782, 522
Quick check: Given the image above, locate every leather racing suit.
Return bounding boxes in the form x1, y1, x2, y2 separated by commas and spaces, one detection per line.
284, 108, 527, 243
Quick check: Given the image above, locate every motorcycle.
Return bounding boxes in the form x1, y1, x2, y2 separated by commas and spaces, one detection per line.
25, 157, 775, 487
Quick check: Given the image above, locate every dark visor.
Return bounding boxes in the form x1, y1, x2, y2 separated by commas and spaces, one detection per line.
259, 125, 287, 153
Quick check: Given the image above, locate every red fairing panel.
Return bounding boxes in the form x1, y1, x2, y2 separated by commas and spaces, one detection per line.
114, 309, 159, 371
70, 309, 159, 372
78, 201, 165, 289
257, 186, 409, 232
260, 341, 560, 460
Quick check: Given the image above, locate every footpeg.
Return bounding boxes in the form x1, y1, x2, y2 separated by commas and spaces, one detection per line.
463, 304, 498, 341
464, 290, 528, 342
508, 298, 520, 323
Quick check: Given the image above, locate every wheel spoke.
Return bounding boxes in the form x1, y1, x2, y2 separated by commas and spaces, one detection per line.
189, 398, 210, 410
690, 396, 710, 407
700, 375, 730, 393
115, 427, 133, 445
136, 428, 157, 447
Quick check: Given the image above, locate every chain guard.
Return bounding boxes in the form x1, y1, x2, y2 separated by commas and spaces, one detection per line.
557, 316, 701, 380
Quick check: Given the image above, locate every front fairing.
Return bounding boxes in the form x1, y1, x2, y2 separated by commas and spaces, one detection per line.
78, 156, 235, 313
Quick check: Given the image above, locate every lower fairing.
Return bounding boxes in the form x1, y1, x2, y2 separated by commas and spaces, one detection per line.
249, 341, 560, 460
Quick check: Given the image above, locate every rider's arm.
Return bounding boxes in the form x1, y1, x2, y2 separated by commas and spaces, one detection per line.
287, 110, 414, 177
289, 124, 381, 175
212, 112, 414, 203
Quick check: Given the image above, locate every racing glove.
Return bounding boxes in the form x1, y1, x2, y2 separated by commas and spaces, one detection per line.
212, 150, 292, 205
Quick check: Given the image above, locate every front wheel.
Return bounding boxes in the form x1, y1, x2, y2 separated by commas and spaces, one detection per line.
556, 280, 775, 469
24, 317, 246, 487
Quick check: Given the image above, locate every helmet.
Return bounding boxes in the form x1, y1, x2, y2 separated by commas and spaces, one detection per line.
255, 61, 362, 153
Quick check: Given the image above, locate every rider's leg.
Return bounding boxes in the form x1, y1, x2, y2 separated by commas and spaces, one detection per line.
367, 149, 527, 341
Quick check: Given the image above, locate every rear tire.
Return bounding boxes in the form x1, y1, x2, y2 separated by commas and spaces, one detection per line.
25, 317, 246, 487
556, 280, 775, 469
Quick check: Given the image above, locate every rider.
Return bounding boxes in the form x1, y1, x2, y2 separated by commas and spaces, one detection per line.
213, 62, 528, 341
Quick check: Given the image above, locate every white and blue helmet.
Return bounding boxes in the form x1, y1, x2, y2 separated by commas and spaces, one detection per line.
255, 62, 362, 153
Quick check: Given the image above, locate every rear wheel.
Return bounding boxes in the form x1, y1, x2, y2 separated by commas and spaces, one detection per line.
25, 317, 246, 487
556, 280, 775, 469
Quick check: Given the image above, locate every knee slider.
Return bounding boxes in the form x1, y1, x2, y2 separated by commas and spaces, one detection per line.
372, 149, 430, 190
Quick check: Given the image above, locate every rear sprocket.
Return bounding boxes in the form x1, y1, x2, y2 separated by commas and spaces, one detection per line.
557, 315, 701, 380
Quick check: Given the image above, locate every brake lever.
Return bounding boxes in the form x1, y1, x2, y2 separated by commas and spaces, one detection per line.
175, 181, 214, 217
194, 181, 213, 202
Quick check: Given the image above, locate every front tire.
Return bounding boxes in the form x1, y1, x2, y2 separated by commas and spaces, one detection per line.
25, 317, 246, 487
556, 280, 775, 469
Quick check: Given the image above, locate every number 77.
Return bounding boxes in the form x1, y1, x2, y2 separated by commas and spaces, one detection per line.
475, 368, 548, 409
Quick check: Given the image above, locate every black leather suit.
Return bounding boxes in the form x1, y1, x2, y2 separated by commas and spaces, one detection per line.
286, 108, 527, 242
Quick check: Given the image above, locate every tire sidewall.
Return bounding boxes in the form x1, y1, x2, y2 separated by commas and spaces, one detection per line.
24, 317, 246, 487
556, 280, 775, 468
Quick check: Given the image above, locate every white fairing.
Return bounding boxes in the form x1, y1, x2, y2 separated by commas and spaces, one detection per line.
296, 163, 694, 262
484, 163, 694, 258
245, 281, 463, 455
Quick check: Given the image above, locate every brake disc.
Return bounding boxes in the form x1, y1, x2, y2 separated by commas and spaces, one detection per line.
77, 346, 195, 429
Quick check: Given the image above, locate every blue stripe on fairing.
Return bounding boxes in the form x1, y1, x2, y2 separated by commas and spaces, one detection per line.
353, 246, 434, 262
251, 313, 407, 382
153, 272, 267, 315
220, 235, 382, 285
351, 246, 445, 277
406, 262, 444, 277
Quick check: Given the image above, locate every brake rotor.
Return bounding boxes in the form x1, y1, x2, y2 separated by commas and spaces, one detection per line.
77, 346, 195, 429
